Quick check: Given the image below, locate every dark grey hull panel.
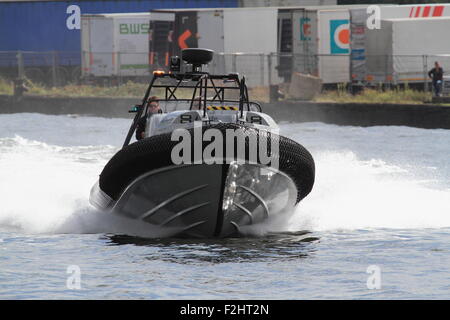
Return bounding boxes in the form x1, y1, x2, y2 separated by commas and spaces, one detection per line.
90, 162, 298, 238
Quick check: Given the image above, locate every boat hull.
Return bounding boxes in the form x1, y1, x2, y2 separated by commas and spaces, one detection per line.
90, 123, 315, 238
90, 162, 299, 237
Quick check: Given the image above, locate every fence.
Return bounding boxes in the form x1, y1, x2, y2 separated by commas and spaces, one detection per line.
1, 51, 450, 94
0, 51, 81, 86
354, 54, 450, 89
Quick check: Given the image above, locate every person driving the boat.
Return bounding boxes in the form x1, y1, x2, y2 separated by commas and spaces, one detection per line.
147, 96, 161, 114
135, 96, 161, 140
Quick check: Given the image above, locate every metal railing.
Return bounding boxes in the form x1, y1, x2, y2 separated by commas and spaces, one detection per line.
1, 51, 449, 94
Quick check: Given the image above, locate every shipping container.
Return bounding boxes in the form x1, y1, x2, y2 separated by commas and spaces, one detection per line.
364, 17, 450, 83
0, 0, 238, 66
350, 4, 450, 84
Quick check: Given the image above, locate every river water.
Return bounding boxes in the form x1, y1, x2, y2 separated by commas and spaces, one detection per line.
1, 113, 450, 299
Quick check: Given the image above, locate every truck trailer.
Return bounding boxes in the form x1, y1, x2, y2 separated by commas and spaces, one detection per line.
288, 3, 450, 85
154, 5, 368, 85
350, 4, 450, 85
81, 12, 174, 78
151, 7, 280, 87
364, 17, 450, 84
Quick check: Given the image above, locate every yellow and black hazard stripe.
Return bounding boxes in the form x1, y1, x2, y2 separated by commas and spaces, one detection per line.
206, 106, 239, 111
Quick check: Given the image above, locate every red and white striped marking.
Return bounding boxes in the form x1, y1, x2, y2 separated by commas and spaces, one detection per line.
409, 5, 444, 18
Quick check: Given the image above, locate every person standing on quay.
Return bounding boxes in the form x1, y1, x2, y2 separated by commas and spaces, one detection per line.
428, 61, 444, 97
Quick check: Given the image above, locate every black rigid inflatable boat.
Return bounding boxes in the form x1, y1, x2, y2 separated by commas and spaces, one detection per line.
90, 48, 315, 238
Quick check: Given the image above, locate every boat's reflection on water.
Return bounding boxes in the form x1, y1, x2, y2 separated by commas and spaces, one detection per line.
102, 231, 319, 263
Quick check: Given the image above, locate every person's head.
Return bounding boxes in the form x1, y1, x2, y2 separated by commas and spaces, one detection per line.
435, 61, 440, 68
147, 96, 160, 113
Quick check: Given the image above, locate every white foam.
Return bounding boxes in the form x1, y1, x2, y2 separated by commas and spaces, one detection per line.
0, 136, 182, 238
289, 151, 450, 232
0, 136, 107, 234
